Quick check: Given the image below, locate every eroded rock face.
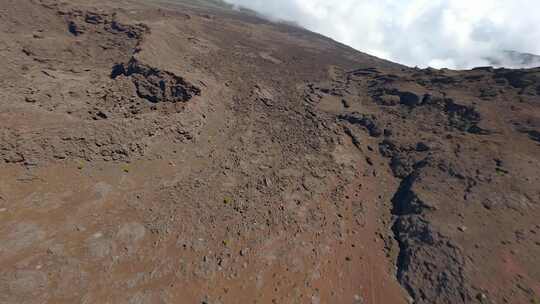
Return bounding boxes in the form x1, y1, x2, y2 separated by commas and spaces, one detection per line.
111, 58, 201, 103
495, 69, 540, 91
0, 3, 205, 166
394, 215, 469, 304
338, 112, 382, 138
442, 99, 486, 134
305, 62, 540, 304
391, 171, 470, 304
60, 9, 148, 41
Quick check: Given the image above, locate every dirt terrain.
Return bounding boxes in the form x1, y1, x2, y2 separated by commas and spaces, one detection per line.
0, 0, 539, 303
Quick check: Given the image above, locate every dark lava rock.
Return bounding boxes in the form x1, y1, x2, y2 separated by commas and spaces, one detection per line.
111, 58, 201, 103
343, 126, 361, 149
110, 63, 126, 78
421, 93, 445, 106
347, 67, 380, 76
391, 172, 437, 215
467, 125, 491, 135
394, 215, 470, 304
379, 139, 397, 158
495, 69, 540, 89
398, 91, 421, 107
526, 130, 540, 143
338, 112, 382, 137
85, 12, 104, 24
390, 156, 416, 178
68, 21, 84, 36
415, 142, 430, 152
391, 172, 471, 304
472, 66, 494, 72
95, 110, 108, 120
444, 99, 486, 134
374, 88, 422, 107
108, 21, 148, 39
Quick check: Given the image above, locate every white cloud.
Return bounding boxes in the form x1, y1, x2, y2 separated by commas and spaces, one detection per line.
223, 0, 540, 69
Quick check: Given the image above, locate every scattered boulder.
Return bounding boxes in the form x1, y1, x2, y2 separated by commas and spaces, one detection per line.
525, 130, 540, 143
398, 91, 421, 107
68, 20, 84, 36
84, 12, 104, 25
415, 142, 430, 152
95, 110, 108, 120
373, 89, 422, 107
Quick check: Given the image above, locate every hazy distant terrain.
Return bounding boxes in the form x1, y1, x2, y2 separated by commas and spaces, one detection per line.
163, 0, 540, 70
221, 0, 540, 69
486, 50, 540, 69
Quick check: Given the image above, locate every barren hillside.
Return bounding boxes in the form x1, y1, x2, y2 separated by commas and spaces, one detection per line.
1, 1, 539, 303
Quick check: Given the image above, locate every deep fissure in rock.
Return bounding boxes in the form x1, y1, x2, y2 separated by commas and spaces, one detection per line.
389, 168, 471, 303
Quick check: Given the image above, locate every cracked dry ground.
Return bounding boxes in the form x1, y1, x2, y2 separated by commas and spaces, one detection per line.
1, 0, 539, 303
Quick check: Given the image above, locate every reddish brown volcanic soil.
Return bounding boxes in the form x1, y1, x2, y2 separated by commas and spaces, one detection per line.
1, 1, 539, 303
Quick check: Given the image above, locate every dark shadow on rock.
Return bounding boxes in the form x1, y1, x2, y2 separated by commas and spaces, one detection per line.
110, 58, 201, 104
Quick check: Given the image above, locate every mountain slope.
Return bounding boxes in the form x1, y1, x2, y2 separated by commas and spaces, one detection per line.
486, 50, 540, 68
1, 1, 539, 304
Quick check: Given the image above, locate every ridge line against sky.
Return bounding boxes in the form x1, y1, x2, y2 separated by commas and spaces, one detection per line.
222, 0, 540, 69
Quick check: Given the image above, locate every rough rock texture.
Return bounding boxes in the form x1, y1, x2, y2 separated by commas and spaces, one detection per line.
306, 64, 540, 303
1, 0, 539, 304
111, 58, 201, 103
